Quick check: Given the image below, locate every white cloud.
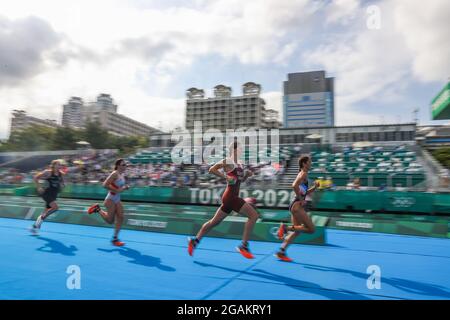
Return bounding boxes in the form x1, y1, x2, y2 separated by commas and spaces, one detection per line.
325, 0, 360, 25
261, 91, 283, 115
0, 15, 62, 87
0, 0, 321, 138
273, 43, 298, 66
303, 0, 449, 126
394, 0, 450, 82
0, 0, 448, 139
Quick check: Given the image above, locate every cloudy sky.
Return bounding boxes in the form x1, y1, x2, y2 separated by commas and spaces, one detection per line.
0, 0, 449, 138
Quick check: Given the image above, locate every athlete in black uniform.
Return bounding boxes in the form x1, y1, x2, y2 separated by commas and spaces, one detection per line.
31, 160, 65, 234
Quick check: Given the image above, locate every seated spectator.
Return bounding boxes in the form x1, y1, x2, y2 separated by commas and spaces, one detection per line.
170, 174, 177, 187
191, 171, 198, 187
316, 177, 325, 189
323, 177, 333, 189
183, 173, 191, 186
353, 177, 361, 190
200, 163, 208, 175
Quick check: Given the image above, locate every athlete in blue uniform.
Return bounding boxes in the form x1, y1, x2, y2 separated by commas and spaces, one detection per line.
88, 159, 129, 246
275, 155, 319, 262
31, 160, 65, 234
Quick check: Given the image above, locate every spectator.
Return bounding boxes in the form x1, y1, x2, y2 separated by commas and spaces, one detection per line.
200, 163, 208, 175
170, 174, 177, 187
191, 171, 198, 187
323, 176, 333, 190
353, 177, 361, 190
316, 177, 325, 190
183, 173, 191, 186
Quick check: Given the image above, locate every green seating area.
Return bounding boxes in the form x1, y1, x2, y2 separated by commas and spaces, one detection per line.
128, 149, 173, 164
128, 146, 296, 165
308, 148, 425, 187
204, 145, 294, 164
127, 145, 427, 188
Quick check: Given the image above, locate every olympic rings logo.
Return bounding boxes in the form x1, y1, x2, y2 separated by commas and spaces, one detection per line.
269, 226, 279, 239
391, 197, 416, 208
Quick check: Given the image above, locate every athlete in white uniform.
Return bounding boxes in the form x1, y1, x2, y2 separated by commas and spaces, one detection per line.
88, 159, 129, 246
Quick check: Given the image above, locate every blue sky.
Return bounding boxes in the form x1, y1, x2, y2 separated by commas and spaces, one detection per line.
0, 0, 448, 138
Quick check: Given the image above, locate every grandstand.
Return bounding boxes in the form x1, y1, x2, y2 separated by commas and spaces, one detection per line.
279, 146, 426, 188
0, 154, 25, 167
127, 145, 296, 187
128, 145, 295, 165
129, 148, 173, 164
126, 144, 428, 189
0, 150, 94, 172
0, 149, 118, 185
0, 122, 444, 196
0, 142, 436, 192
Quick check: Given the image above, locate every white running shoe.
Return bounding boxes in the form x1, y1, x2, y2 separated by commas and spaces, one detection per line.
30, 225, 39, 236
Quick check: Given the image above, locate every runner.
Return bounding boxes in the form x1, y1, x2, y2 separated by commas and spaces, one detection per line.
30, 160, 65, 234
275, 155, 319, 262
188, 141, 259, 259
87, 158, 130, 246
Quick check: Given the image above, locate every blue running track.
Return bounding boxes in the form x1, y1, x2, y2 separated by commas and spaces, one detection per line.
0, 217, 449, 300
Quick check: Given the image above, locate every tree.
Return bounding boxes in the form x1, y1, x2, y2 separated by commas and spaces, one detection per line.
0, 122, 150, 155
432, 147, 450, 169
52, 126, 81, 150
8, 125, 56, 151
82, 121, 110, 149
109, 135, 149, 155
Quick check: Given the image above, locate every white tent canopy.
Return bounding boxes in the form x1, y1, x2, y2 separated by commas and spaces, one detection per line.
352, 141, 373, 148
306, 134, 323, 139
76, 141, 91, 145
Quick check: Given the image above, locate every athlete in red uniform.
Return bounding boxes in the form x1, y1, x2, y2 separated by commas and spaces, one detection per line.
188, 141, 259, 259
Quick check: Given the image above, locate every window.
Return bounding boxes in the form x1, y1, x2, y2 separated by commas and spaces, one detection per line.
369, 132, 379, 141
386, 132, 394, 141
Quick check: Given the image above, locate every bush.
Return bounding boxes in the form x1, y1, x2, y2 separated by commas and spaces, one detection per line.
431, 147, 450, 169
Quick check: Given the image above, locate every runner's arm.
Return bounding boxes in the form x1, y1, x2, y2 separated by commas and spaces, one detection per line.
102, 172, 122, 193
33, 170, 49, 191
306, 181, 320, 195
59, 170, 66, 189
292, 171, 307, 199
208, 159, 229, 180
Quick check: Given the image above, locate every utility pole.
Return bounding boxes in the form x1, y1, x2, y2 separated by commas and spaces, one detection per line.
412, 108, 419, 124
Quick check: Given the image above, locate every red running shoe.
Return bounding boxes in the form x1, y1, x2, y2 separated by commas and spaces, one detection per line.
237, 245, 254, 259
275, 251, 293, 262
112, 239, 125, 247
87, 204, 100, 214
188, 237, 197, 256
277, 223, 287, 240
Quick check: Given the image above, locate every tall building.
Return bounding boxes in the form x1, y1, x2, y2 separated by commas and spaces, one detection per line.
9, 110, 59, 138
86, 93, 118, 113
62, 97, 84, 128
263, 109, 282, 129
283, 71, 334, 128
185, 82, 280, 131
83, 108, 158, 137
82, 94, 159, 137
